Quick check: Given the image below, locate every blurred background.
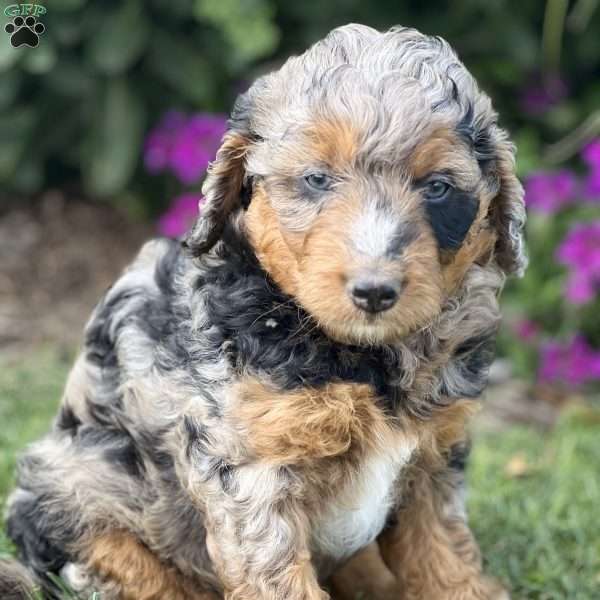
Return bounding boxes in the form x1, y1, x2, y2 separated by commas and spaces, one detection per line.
1, 1, 599, 598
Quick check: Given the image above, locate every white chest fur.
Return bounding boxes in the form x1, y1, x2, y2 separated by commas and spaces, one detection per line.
312, 436, 417, 561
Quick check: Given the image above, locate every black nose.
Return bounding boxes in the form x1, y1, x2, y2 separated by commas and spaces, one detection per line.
350, 281, 399, 313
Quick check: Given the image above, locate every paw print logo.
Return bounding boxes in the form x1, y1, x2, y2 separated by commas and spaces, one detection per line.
5, 16, 45, 48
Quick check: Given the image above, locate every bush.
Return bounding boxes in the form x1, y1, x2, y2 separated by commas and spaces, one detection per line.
0, 0, 279, 199
500, 140, 600, 388
3, 1, 600, 202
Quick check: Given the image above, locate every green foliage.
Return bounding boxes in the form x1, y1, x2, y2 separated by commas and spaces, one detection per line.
83, 78, 146, 197
498, 182, 600, 382
87, 1, 149, 75
195, 0, 279, 68
3, 0, 600, 200
0, 0, 278, 199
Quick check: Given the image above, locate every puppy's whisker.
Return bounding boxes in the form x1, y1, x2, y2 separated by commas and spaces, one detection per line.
289, 314, 318, 338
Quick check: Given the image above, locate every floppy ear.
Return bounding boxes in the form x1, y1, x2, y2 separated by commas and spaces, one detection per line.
182, 129, 251, 256
182, 85, 262, 257
488, 127, 527, 276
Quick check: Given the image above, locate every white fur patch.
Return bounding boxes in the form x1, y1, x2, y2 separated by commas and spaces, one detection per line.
312, 436, 416, 560
60, 562, 92, 592
351, 202, 398, 259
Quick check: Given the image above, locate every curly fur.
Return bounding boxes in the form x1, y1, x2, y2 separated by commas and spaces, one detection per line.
3, 24, 524, 600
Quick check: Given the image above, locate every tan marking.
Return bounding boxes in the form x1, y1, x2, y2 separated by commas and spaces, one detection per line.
378, 467, 507, 600
430, 401, 478, 453
410, 401, 480, 473
231, 377, 389, 465
86, 531, 217, 600
410, 129, 479, 183
329, 542, 399, 600
442, 226, 497, 293
244, 186, 301, 296
295, 192, 444, 344
307, 118, 359, 171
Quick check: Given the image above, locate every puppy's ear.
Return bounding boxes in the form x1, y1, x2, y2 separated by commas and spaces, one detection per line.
183, 94, 255, 256
488, 127, 527, 276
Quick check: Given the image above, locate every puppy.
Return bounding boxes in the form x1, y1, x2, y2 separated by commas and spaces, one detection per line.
3, 24, 525, 600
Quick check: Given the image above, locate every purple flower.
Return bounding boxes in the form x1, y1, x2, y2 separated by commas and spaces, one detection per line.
556, 221, 600, 304
582, 139, 600, 170
524, 170, 577, 213
144, 112, 227, 184
514, 319, 540, 343
539, 336, 600, 386
157, 193, 204, 238
582, 169, 600, 201
580, 139, 600, 201
520, 75, 568, 116
144, 111, 187, 174
565, 271, 596, 304
169, 114, 227, 185
557, 222, 600, 272
539, 342, 561, 382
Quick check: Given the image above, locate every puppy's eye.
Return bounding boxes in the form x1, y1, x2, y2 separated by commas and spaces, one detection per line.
424, 180, 452, 201
304, 172, 334, 192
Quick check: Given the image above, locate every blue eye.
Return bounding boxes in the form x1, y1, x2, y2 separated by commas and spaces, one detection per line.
424, 180, 452, 201
304, 172, 333, 192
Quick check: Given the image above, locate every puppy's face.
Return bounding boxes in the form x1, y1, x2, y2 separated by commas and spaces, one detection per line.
186, 25, 526, 346
244, 119, 497, 345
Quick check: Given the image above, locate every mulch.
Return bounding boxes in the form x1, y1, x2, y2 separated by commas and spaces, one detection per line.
0, 192, 152, 353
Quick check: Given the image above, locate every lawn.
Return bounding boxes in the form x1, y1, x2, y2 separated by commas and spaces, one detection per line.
0, 351, 599, 599
0, 350, 70, 557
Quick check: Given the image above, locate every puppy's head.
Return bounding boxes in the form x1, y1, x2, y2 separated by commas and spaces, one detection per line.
185, 24, 526, 345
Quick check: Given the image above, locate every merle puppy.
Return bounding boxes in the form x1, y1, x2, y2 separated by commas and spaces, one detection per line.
2, 24, 525, 600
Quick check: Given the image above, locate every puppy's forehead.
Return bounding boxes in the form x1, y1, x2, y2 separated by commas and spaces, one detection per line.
256, 102, 472, 177
245, 25, 495, 167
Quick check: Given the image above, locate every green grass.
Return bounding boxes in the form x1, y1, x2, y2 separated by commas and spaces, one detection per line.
0, 350, 70, 556
469, 410, 600, 599
0, 351, 599, 599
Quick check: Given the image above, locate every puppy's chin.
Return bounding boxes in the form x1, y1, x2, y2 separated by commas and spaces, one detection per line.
316, 312, 414, 347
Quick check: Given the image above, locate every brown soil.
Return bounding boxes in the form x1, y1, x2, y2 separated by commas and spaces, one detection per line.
0, 192, 153, 354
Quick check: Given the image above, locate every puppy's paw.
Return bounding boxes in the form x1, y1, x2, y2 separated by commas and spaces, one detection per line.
481, 576, 510, 600
401, 577, 509, 600
452, 576, 511, 600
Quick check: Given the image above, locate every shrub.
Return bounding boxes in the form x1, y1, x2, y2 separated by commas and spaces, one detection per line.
3, 1, 600, 204
501, 139, 600, 387
0, 0, 278, 199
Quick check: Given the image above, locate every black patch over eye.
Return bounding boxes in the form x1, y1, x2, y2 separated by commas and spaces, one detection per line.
304, 172, 334, 192
421, 180, 479, 250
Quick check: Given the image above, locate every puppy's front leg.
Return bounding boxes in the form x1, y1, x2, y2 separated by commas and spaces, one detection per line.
182, 378, 382, 600
377, 442, 508, 600
202, 462, 328, 600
